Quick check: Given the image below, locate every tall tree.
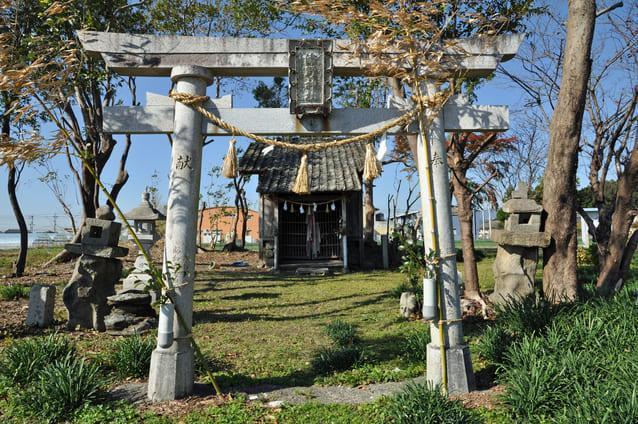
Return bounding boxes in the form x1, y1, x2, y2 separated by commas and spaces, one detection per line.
542, 0, 596, 302
447, 132, 516, 300
576, 3, 637, 294
18, 1, 151, 264
0, 0, 66, 276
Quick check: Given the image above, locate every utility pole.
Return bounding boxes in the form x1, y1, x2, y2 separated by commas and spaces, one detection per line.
53, 214, 57, 233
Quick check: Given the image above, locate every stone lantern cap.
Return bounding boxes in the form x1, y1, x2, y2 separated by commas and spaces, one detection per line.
125, 192, 166, 221
492, 182, 550, 248
502, 182, 543, 214
65, 206, 129, 258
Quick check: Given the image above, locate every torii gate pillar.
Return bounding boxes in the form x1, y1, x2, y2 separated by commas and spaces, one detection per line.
419, 84, 475, 393
148, 65, 213, 401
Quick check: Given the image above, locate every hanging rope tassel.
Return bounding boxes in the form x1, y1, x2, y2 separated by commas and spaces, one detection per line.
222, 138, 238, 178
292, 152, 310, 195
363, 142, 382, 182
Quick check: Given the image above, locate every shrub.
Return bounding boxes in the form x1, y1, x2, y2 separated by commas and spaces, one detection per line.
109, 335, 155, 379
499, 289, 638, 423
15, 355, 106, 423
576, 243, 599, 267
494, 295, 557, 337
311, 345, 365, 374
401, 326, 431, 362
0, 284, 30, 300
475, 325, 512, 365
0, 333, 75, 386
387, 383, 481, 424
496, 208, 509, 222
325, 320, 359, 347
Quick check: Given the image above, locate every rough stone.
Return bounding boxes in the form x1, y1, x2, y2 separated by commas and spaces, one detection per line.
63, 255, 121, 331
104, 289, 157, 334
105, 312, 157, 335
65, 244, 129, 258
491, 230, 550, 247
26, 285, 56, 327
399, 292, 419, 318
107, 290, 156, 315
491, 244, 538, 305
502, 198, 543, 214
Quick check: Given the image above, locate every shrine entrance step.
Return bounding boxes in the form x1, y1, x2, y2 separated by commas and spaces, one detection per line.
279, 260, 344, 274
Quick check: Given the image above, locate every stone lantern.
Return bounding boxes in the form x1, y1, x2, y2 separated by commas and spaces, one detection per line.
122, 192, 165, 300
63, 206, 128, 331
490, 183, 550, 305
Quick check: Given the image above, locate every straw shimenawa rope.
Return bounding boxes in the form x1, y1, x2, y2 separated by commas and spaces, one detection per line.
169, 90, 437, 194
221, 137, 238, 178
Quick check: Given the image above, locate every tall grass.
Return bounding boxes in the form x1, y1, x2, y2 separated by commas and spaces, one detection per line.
401, 326, 430, 362
0, 334, 107, 423
17, 355, 106, 423
311, 320, 365, 374
499, 288, 638, 423
0, 333, 75, 386
108, 335, 155, 379
0, 284, 30, 300
387, 383, 481, 424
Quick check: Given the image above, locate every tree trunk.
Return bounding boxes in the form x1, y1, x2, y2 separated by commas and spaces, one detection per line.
452, 179, 482, 300
596, 146, 638, 294
363, 180, 375, 241
7, 166, 28, 277
239, 199, 248, 249
619, 229, 638, 285
542, 0, 596, 303
2, 111, 28, 277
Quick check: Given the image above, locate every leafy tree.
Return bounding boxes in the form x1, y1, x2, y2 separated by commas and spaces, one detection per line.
3, 1, 152, 265
447, 132, 517, 300
253, 77, 288, 108
0, 0, 71, 275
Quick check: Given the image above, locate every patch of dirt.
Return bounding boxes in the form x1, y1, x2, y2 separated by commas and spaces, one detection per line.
111, 382, 233, 419
1, 259, 75, 286
452, 385, 504, 410
0, 245, 261, 340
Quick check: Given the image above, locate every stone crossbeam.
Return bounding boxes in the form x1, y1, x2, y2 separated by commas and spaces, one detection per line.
103, 94, 508, 136
77, 31, 523, 78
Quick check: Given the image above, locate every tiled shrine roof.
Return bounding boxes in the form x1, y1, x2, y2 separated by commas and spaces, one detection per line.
239, 140, 365, 194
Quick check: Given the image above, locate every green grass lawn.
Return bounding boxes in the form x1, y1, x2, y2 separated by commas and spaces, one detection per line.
0, 247, 60, 276
2, 246, 637, 423
189, 269, 426, 388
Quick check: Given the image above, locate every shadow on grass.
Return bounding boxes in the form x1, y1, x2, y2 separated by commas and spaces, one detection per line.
215, 332, 422, 392
220, 292, 282, 301
193, 292, 393, 323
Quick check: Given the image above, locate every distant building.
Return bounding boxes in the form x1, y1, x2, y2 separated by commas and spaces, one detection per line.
198, 207, 259, 245
375, 207, 496, 242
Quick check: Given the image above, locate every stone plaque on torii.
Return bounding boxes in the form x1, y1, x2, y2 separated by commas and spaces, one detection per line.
78, 31, 521, 401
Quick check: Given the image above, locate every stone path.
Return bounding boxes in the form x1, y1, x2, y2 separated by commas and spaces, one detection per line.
245, 376, 429, 406
110, 376, 430, 406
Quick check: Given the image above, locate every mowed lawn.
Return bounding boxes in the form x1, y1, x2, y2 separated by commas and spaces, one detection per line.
191, 270, 423, 388
189, 255, 499, 389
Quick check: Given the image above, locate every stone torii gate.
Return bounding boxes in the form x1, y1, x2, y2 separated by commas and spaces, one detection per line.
78, 31, 521, 401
